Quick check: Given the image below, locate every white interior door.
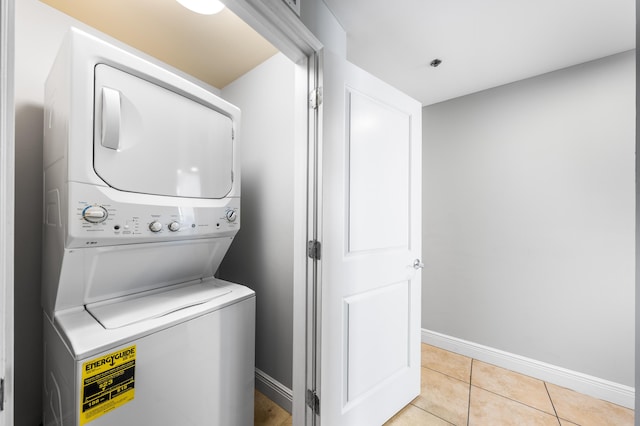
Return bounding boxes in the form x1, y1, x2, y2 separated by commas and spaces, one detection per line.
318, 50, 422, 425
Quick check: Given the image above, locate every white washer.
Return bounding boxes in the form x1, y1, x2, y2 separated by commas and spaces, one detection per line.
42, 28, 254, 426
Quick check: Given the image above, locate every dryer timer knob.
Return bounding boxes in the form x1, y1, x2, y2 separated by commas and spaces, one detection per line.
82, 206, 108, 223
225, 210, 237, 222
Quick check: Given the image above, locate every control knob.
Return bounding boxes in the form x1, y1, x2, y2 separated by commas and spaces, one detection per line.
82, 205, 108, 223
225, 209, 237, 223
149, 221, 163, 232
168, 221, 180, 232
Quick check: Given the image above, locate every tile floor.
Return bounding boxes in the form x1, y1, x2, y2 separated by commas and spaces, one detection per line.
255, 343, 635, 426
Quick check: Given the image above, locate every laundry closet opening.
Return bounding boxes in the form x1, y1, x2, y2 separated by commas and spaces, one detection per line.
39, 0, 301, 413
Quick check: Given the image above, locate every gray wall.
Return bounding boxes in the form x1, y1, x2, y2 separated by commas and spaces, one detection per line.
300, 0, 346, 58
218, 52, 296, 390
422, 51, 635, 386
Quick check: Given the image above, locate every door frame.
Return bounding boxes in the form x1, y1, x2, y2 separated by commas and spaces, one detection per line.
0, 0, 322, 424
0, 0, 15, 423
303, 49, 323, 426
223, 2, 323, 423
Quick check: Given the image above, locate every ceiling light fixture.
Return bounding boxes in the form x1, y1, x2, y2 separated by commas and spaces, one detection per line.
176, 0, 225, 15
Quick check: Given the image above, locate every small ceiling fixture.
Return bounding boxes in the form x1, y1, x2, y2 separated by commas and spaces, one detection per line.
430, 59, 442, 67
176, 0, 225, 15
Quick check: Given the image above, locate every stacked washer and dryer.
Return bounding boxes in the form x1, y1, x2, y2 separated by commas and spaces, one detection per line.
42, 28, 255, 425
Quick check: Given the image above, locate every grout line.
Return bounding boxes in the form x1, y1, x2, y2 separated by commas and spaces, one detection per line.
408, 403, 456, 425
470, 383, 560, 419
544, 382, 562, 425
422, 365, 471, 385
467, 356, 560, 419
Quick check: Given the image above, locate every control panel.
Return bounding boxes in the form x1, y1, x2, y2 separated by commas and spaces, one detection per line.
68, 183, 239, 248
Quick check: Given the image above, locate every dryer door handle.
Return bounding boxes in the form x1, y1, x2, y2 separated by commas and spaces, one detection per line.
101, 87, 121, 150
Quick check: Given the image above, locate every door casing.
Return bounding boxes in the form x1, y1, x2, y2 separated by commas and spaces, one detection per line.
0, 0, 15, 424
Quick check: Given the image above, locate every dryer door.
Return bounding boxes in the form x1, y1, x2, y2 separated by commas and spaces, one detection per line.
93, 64, 234, 198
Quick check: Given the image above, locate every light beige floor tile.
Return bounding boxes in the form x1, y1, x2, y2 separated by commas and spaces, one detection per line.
559, 420, 579, 426
411, 366, 469, 425
469, 386, 560, 426
471, 360, 555, 415
546, 383, 634, 426
254, 390, 291, 426
385, 404, 453, 426
422, 344, 472, 383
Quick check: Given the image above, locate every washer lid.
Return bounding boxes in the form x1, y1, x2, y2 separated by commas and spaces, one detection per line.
86, 280, 232, 329
93, 64, 234, 199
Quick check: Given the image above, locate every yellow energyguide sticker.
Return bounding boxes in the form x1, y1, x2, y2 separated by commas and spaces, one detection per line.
80, 345, 136, 425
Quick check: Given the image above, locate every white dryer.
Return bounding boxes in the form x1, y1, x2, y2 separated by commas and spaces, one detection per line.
42, 28, 254, 426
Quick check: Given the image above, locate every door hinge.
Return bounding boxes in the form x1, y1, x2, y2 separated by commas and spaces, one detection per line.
309, 87, 322, 109
308, 240, 321, 260
306, 389, 319, 415
0, 378, 4, 411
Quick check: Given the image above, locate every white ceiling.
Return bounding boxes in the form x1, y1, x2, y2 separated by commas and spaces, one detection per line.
322, 0, 636, 105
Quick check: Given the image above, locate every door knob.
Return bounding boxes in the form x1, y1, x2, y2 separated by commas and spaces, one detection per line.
413, 259, 424, 270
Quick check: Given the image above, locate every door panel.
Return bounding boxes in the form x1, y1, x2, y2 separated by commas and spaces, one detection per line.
348, 90, 410, 253
345, 281, 410, 403
320, 50, 422, 425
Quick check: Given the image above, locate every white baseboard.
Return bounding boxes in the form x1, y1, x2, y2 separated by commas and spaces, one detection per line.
422, 329, 635, 409
255, 368, 293, 413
